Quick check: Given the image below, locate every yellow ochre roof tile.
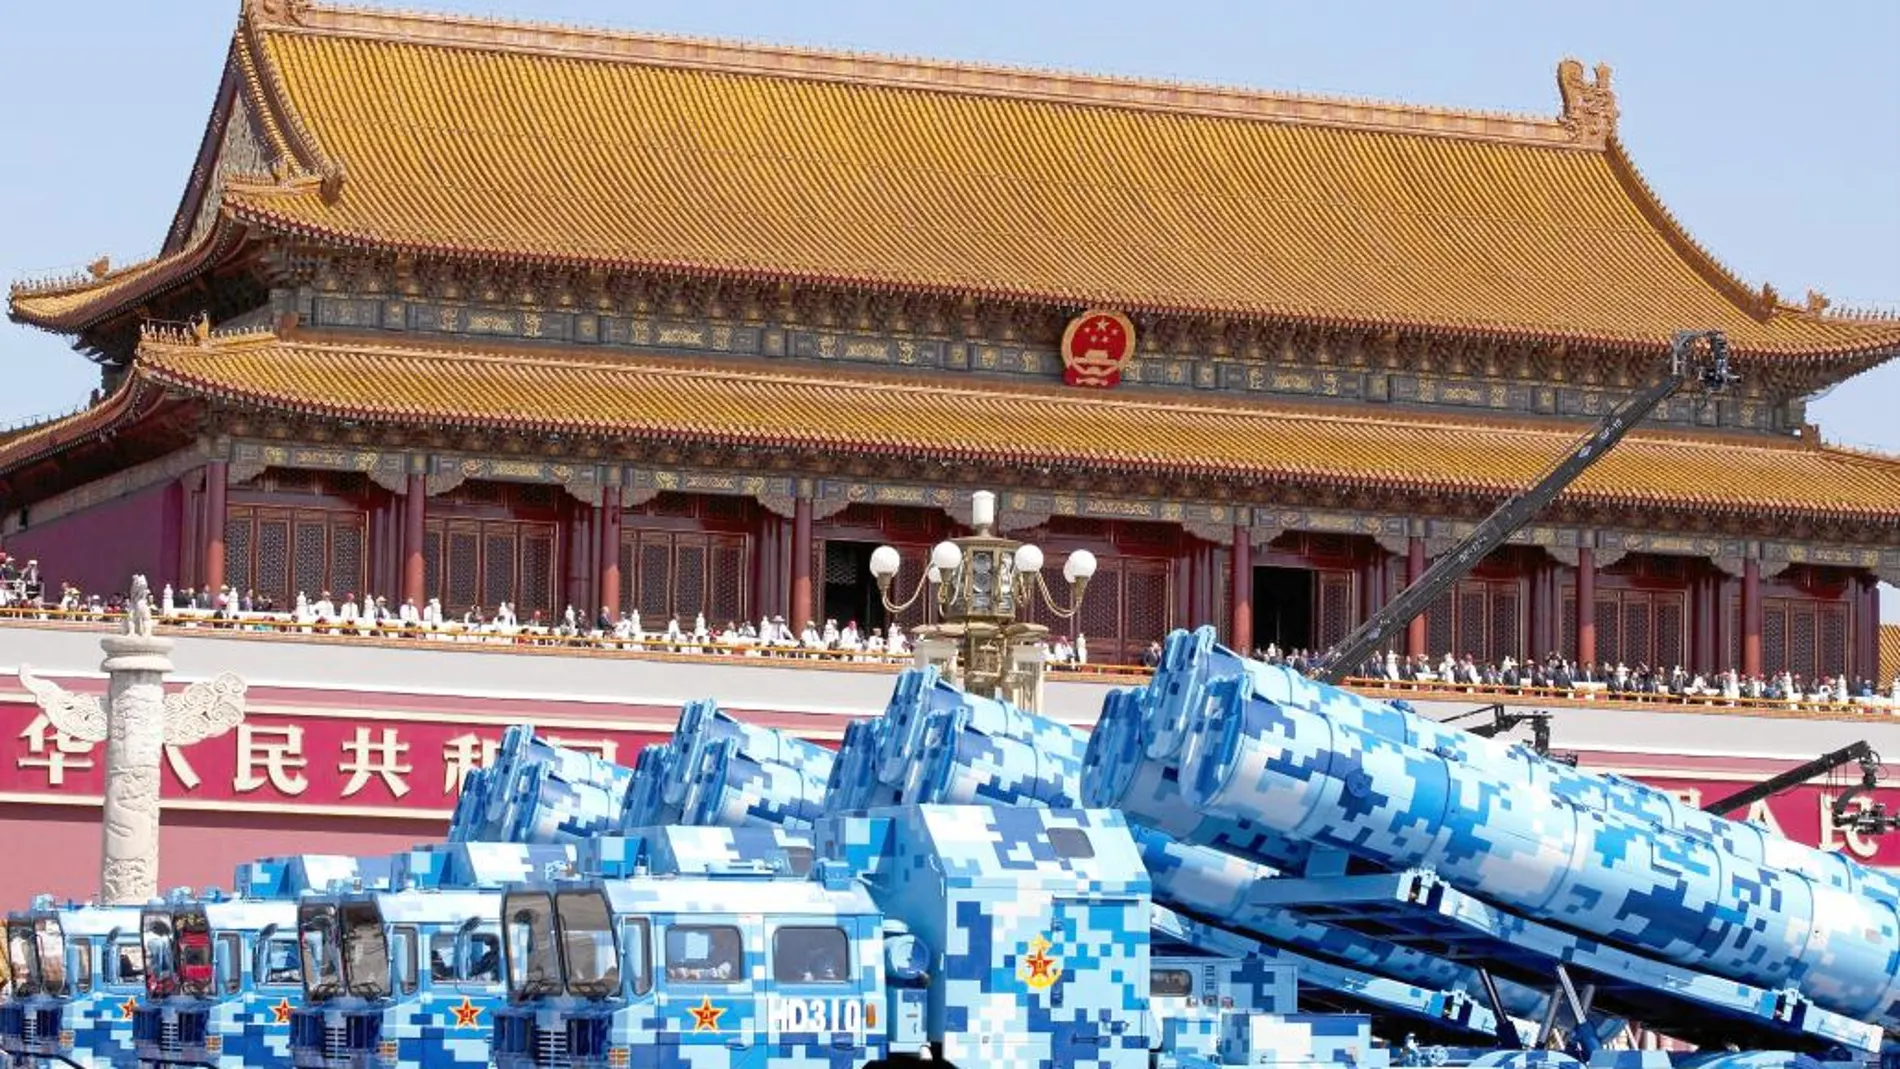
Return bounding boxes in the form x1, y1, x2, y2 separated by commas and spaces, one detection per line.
18, 2, 1900, 358
94, 330, 1900, 521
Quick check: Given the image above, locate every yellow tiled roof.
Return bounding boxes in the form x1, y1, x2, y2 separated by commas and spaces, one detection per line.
1881, 624, 1900, 685
86, 328, 1900, 521
12, 1, 1900, 360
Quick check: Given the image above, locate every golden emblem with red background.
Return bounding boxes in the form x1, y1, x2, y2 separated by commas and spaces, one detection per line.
1060, 310, 1136, 388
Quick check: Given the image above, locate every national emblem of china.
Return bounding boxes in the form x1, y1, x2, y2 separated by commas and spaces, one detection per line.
1061, 309, 1136, 388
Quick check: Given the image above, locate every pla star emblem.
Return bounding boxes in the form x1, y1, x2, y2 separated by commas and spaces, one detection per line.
688, 996, 726, 1032
271, 998, 294, 1025
118, 998, 139, 1021
1019, 935, 1063, 991
450, 997, 484, 1029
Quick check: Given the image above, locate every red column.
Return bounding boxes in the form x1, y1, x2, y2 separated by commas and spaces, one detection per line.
179, 473, 201, 590
1742, 557, 1763, 678
790, 493, 813, 629
202, 460, 228, 595
1576, 546, 1596, 667
401, 473, 425, 608
599, 487, 623, 620
1405, 536, 1427, 658
1230, 525, 1253, 654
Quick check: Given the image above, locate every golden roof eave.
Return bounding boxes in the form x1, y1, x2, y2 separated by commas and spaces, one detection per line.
107, 328, 1900, 524
18, 0, 1900, 364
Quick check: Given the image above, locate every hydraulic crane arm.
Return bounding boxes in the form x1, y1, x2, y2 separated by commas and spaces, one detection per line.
1308, 331, 1737, 684
1703, 741, 1878, 817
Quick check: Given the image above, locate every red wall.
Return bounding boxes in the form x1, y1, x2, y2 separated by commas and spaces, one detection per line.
0, 804, 444, 905
4, 480, 181, 600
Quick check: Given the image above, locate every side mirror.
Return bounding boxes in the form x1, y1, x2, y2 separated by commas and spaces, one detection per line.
213, 939, 236, 995
391, 930, 416, 995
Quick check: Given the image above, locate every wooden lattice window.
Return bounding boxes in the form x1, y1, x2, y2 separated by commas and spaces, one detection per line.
1425, 597, 1453, 659
1490, 589, 1521, 662
1789, 608, 1817, 680
710, 542, 745, 625
1559, 595, 1577, 660
256, 519, 289, 601
224, 519, 252, 595
522, 533, 555, 616
1317, 573, 1353, 651
1457, 588, 1487, 660
638, 541, 671, 619
1726, 595, 1740, 672
293, 521, 327, 599
1819, 605, 1848, 680
1593, 598, 1619, 668
1762, 607, 1788, 676
423, 528, 443, 605
1078, 561, 1121, 651
1655, 598, 1685, 669
447, 527, 480, 610
1622, 602, 1651, 668
482, 532, 517, 609
1125, 564, 1170, 649
331, 524, 365, 599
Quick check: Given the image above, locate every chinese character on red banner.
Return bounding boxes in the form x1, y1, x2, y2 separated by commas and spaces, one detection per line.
234, 724, 310, 797
442, 733, 500, 794
341, 727, 412, 799
17, 713, 95, 787
164, 745, 202, 791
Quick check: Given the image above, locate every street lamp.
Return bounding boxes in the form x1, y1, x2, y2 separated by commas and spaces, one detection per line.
869, 491, 1097, 709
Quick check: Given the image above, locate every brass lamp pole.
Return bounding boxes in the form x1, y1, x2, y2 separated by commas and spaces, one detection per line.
868, 491, 1096, 706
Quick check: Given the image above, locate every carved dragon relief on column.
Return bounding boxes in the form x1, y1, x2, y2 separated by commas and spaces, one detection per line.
16, 576, 247, 904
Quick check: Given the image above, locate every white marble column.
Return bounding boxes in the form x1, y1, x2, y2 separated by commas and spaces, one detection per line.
19, 575, 246, 906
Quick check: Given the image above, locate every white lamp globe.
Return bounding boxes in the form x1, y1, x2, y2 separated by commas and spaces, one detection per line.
926, 566, 943, 584
971, 490, 997, 529
869, 545, 902, 580
1063, 549, 1098, 583
1013, 544, 1044, 573
930, 540, 963, 573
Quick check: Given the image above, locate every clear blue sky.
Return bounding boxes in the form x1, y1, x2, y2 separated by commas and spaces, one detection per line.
3, 2, 1896, 607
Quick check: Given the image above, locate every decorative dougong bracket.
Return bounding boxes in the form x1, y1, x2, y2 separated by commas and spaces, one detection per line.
17, 575, 247, 905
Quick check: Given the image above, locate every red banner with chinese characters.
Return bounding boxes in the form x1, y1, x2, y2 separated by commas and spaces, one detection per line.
2, 690, 1897, 867
0, 695, 675, 817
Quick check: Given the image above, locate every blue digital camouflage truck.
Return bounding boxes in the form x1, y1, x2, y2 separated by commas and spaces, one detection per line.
288, 843, 574, 1069
0, 898, 143, 1069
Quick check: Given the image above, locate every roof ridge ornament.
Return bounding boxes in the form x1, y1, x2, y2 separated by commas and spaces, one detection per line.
243, 0, 307, 27
1556, 59, 1618, 147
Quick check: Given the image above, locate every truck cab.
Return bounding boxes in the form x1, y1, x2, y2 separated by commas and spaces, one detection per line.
130, 857, 387, 1069
288, 843, 573, 1069
490, 826, 884, 1069
0, 899, 143, 1069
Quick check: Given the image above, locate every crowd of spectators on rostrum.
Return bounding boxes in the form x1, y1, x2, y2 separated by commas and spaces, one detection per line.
6, 554, 1894, 707
0, 562, 1099, 668
1254, 642, 1898, 709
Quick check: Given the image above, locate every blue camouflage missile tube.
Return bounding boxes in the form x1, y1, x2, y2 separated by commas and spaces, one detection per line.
1180, 671, 1900, 1027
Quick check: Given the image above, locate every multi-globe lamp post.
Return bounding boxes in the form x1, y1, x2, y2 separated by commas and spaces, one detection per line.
868, 491, 1096, 710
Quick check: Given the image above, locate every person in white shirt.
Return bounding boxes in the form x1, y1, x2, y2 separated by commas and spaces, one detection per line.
399, 598, 421, 626
663, 615, 683, 644
313, 590, 335, 621
339, 594, 361, 624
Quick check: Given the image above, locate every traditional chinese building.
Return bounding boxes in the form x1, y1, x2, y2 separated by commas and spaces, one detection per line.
6, 0, 1900, 675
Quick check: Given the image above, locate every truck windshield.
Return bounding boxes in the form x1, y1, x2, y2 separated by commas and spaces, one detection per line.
340, 902, 390, 1000
298, 904, 344, 1002
5, 921, 36, 997
174, 911, 213, 999
502, 893, 560, 1000
555, 891, 618, 1000
34, 916, 68, 998
141, 911, 176, 997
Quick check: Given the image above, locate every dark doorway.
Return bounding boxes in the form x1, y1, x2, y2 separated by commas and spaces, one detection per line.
822, 541, 889, 634
1253, 567, 1314, 654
